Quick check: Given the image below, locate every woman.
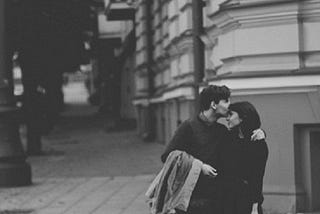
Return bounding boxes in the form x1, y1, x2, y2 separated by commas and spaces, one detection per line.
217, 101, 268, 214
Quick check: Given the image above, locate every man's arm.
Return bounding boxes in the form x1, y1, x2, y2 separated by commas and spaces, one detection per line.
161, 120, 192, 163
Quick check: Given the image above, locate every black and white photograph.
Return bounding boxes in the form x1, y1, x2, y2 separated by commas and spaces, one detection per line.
0, 0, 319, 214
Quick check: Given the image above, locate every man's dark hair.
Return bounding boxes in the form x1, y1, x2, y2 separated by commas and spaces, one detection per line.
199, 85, 230, 111
229, 101, 261, 140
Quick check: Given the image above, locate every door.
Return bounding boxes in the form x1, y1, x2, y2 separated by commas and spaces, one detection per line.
309, 131, 320, 212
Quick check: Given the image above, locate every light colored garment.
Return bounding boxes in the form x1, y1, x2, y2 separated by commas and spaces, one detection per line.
146, 150, 203, 214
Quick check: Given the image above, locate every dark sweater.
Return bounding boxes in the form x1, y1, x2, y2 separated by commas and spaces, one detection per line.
217, 130, 269, 204
161, 115, 229, 199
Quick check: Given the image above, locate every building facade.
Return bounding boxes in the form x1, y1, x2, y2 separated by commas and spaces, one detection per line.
106, 0, 320, 213
203, 1, 320, 213
94, 5, 137, 128
133, 0, 196, 142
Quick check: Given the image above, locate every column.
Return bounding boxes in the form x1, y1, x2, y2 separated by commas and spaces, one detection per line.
0, 0, 32, 187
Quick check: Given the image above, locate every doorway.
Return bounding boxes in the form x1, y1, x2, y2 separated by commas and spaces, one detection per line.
295, 125, 320, 212
309, 131, 320, 211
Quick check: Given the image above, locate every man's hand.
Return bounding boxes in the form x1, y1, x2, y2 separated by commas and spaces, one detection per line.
251, 129, 265, 141
201, 163, 218, 177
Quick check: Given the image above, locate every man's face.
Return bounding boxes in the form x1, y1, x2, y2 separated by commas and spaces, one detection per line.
215, 99, 230, 117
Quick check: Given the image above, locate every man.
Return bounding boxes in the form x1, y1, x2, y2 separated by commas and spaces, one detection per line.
161, 85, 231, 214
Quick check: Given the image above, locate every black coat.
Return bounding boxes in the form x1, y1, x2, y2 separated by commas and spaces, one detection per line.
216, 130, 269, 214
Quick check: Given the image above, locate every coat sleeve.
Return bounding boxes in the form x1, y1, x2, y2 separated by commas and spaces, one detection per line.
214, 126, 231, 172
249, 139, 269, 204
161, 120, 193, 163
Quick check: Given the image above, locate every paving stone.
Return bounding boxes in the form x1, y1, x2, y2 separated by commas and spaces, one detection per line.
0, 87, 164, 214
63, 176, 131, 214
38, 177, 109, 214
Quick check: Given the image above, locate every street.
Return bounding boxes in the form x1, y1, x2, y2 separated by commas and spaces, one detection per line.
0, 82, 164, 214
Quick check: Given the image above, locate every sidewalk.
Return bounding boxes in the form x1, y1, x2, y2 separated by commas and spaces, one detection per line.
0, 83, 164, 214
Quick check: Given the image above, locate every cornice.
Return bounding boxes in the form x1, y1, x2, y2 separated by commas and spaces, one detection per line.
154, 54, 170, 65
154, 38, 164, 46
135, 31, 147, 39
180, 2, 192, 12
203, 71, 320, 96
165, 31, 194, 57
149, 84, 195, 103
172, 72, 194, 81
206, 67, 320, 81
219, 0, 294, 10
207, 0, 304, 32
135, 14, 147, 22
200, 33, 217, 49
153, 85, 169, 97
134, 63, 148, 73
208, 11, 240, 34
168, 14, 179, 22
235, 10, 300, 28
162, 15, 169, 22
152, 3, 161, 14
299, 0, 320, 22
133, 84, 195, 105
135, 47, 147, 55
152, 56, 170, 73
153, 22, 162, 29
210, 0, 320, 26
167, 74, 195, 92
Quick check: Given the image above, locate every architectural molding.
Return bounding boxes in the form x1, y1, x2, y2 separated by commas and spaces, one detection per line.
219, 0, 294, 9
153, 55, 170, 72
135, 46, 147, 54
133, 86, 195, 105
170, 73, 194, 87
135, 26, 146, 38
168, 14, 179, 22
216, 52, 302, 75
210, 3, 300, 33
166, 32, 194, 58
204, 5, 320, 74
134, 64, 148, 74
263, 184, 305, 196
205, 74, 320, 96
132, 98, 149, 106
200, 33, 217, 49
177, 33, 194, 53
150, 86, 194, 103
179, 2, 192, 12
208, 0, 320, 30
300, 0, 320, 22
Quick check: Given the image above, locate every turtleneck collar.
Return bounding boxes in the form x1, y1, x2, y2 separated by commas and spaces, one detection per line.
198, 112, 216, 126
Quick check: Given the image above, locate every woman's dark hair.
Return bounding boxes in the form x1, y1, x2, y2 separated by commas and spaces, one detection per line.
229, 101, 261, 140
199, 85, 230, 111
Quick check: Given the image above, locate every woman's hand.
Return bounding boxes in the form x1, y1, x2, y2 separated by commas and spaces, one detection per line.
201, 163, 218, 177
251, 129, 266, 141
251, 203, 258, 214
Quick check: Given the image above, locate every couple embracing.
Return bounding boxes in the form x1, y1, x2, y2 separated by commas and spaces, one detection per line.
147, 85, 268, 214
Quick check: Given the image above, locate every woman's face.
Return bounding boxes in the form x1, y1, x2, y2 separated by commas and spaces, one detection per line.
226, 111, 242, 129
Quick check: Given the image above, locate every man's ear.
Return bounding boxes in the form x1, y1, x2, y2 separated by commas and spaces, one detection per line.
210, 101, 216, 110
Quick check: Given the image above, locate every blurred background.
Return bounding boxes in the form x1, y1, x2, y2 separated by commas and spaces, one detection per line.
0, 0, 320, 213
